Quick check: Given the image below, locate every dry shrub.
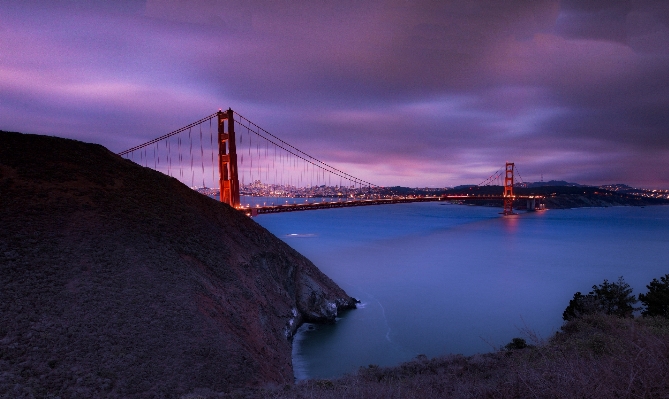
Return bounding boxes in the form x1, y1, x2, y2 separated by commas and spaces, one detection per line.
510, 314, 669, 398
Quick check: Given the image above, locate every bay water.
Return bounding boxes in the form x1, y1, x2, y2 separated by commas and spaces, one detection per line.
248, 198, 669, 380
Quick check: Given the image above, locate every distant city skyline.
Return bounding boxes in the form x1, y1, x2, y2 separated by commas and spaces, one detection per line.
194, 180, 669, 201
2, 1, 669, 189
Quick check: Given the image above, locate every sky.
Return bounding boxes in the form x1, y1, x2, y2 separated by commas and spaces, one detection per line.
1, 0, 668, 188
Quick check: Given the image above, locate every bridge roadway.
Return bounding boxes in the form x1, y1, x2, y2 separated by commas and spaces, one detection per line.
241, 195, 543, 216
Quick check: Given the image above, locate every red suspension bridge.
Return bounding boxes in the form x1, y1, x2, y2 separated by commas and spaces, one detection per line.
118, 109, 543, 216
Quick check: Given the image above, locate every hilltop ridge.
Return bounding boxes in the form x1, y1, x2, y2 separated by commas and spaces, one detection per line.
0, 131, 356, 398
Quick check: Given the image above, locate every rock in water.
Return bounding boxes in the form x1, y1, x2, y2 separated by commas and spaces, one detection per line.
0, 131, 357, 398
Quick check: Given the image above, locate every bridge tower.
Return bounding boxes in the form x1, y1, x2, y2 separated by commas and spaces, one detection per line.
502, 162, 515, 215
217, 109, 240, 208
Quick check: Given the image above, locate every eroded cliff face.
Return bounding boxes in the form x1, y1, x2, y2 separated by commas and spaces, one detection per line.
0, 131, 356, 398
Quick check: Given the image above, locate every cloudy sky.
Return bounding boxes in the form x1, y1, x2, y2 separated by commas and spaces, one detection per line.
2, 0, 668, 188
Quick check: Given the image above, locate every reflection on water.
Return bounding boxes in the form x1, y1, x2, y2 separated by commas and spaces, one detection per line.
254, 201, 669, 380
501, 212, 521, 233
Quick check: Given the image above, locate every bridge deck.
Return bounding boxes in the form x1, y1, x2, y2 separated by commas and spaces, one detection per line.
240, 195, 543, 216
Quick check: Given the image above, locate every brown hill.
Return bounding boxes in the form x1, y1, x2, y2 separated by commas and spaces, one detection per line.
0, 131, 356, 398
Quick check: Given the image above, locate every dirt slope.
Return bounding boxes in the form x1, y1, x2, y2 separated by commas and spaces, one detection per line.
0, 131, 356, 398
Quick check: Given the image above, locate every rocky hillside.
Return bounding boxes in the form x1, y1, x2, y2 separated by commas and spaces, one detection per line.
0, 131, 356, 398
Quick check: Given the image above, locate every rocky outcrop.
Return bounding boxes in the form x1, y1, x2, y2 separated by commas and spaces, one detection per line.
0, 131, 356, 398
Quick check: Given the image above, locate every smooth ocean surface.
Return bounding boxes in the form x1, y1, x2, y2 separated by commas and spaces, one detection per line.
249, 198, 669, 380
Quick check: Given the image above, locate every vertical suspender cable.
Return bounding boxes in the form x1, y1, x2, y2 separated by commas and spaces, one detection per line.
210, 118, 214, 189
189, 127, 193, 187
200, 124, 204, 188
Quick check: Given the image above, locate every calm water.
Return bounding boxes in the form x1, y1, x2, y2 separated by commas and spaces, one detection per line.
249, 198, 669, 380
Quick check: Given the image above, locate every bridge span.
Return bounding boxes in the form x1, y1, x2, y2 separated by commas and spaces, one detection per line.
119, 108, 541, 217
242, 195, 545, 217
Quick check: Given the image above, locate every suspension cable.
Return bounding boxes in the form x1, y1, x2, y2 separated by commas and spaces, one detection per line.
478, 168, 503, 186
514, 165, 525, 184
234, 112, 377, 187
118, 112, 218, 156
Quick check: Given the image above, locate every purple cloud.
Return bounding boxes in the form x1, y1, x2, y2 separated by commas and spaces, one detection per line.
1, 0, 668, 188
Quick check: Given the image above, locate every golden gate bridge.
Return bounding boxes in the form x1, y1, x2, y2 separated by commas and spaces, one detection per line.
118, 109, 543, 216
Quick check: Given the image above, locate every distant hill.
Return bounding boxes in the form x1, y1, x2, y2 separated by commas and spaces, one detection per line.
0, 131, 356, 398
436, 185, 669, 209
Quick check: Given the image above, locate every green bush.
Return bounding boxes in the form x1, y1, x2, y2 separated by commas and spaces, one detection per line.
639, 274, 669, 318
563, 292, 598, 321
563, 276, 637, 321
504, 337, 530, 350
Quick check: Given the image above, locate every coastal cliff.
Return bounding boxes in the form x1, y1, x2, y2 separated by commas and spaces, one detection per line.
0, 131, 356, 398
